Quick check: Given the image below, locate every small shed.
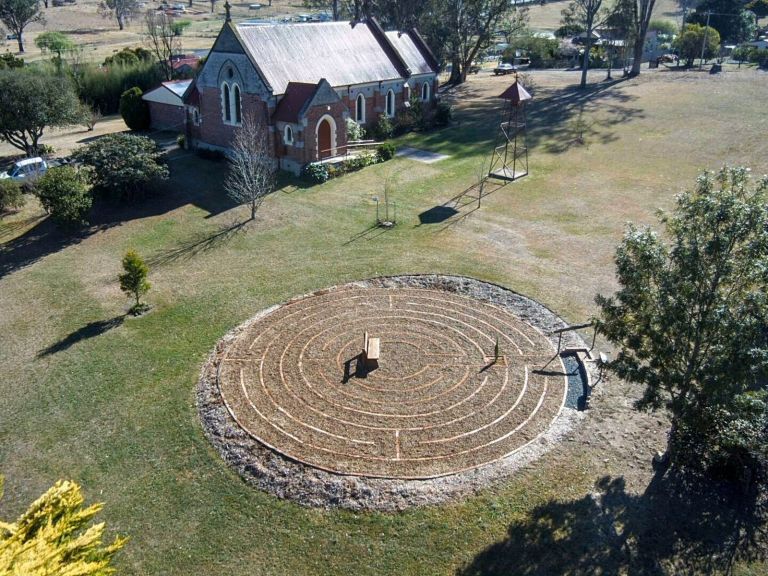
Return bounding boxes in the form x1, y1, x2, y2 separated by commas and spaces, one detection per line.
142, 79, 192, 131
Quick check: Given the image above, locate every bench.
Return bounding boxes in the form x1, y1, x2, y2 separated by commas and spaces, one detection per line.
363, 331, 380, 369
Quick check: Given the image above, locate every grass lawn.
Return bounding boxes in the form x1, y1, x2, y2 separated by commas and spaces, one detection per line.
1, 68, 767, 575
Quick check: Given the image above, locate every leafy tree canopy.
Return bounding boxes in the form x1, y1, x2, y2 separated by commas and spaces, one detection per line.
688, 0, 756, 42
648, 18, 678, 36
34, 30, 75, 58
0, 476, 127, 575
0, 0, 43, 52
0, 70, 81, 155
73, 133, 168, 201
596, 166, 768, 485
673, 22, 720, 65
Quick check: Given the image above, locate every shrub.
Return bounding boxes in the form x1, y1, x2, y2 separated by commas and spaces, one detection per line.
0, 180, 25, 213
37, 144, 56, 156
177, 134, 186, 149
73, 133, 169, 202
0, 53, 24, 69
377, 142, 396, 162
433, 101, 453, 127
302, 162, 329, 183
345, 117, 366, 141
76, 61, 163, 115
103, 47, 154, 67
119, 87, 150, 131
372, 114, 394, 140
34, 166, 92, 229
393, 109, 416, 135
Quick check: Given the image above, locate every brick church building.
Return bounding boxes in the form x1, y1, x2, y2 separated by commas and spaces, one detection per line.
183, 5, 440, 174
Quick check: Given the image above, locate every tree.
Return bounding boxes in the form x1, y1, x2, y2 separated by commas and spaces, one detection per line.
688, 0, 757, 42
73, 133, 169, 201
627, 0, 658, 77
0, 70, 81, 155
145, 9, 179, 81
0, 0, 44, 52
595, 166, 768, 486
34, 30, 75, 70
99, 0, 139, 30
33, 165, 93, 229
34, 30, 74, 59
673, 22, 720, 66
119, 86, 150, 130
648, 18, 677, 36
0, 476, 127, 575
562, 0, 607, 87
0, 52, 24, 68
119, 249, 150, 312
224, 112, 275, 221
441, 0, 524, 84
745, 0, 768, 18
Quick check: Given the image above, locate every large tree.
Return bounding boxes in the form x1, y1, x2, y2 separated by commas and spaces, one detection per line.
0, 476, 126, 574
688, 0, 757, 42
562, 0, 608, 87
628, 0, 657, 76
224, 112, 275, 221
99, 0, 139, 30
0, 70, 81, 155
0, 0, 43, 53
595, 166, 768, 486
439, 0, 523, 85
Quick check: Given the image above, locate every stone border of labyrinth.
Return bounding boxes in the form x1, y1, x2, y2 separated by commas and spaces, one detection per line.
197, 275, 593, 511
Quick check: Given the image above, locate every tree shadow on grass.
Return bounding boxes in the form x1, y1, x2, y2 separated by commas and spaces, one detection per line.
0, 152, 238, 280
421, 77, 643, 157
37, 315, 125, 357
457, 469, 767, 576
147, 220, 248, 267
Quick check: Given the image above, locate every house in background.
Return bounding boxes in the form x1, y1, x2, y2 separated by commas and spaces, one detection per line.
142, 79, 192, 131
182, 4, 439, 174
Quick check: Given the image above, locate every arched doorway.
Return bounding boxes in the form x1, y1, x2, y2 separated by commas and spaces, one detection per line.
316, 115, 336, 159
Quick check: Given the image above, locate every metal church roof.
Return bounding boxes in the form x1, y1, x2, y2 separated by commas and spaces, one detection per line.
385, 31, 435, 76
235, 21, 406, 95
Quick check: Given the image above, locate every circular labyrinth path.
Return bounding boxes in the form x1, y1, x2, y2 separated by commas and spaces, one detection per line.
216, 286, 568, 479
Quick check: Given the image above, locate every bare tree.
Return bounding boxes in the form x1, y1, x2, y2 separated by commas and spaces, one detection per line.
99, 0, 139, 30
145, 9, 179, 81
225, 112, 276, 221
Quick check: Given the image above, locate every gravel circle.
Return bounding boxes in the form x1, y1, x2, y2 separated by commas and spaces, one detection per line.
197, 275, 593, 511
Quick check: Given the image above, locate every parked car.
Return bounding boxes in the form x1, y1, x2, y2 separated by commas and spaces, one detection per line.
0, 157, 48, 182
493, 63, 518, 75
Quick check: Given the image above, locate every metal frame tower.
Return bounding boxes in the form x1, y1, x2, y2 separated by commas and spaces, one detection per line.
487, 78, 532, 182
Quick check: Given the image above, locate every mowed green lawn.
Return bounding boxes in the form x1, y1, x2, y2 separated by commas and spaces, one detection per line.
1, 69, 767, 575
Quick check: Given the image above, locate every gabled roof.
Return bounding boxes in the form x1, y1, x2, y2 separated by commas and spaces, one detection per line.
273, 82, 317, 122
232, 20, 435, 96
385, 31, 437, 76
273, 78, 343, 123
142, 80, 193, 105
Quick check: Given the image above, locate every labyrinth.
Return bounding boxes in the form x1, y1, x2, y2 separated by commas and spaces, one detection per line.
215, 285, 568, 479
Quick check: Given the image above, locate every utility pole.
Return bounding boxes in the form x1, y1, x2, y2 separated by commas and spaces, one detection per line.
698, 10, 711, 70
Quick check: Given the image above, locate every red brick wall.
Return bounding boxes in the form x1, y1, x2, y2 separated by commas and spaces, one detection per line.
195, 86, 272, 150
303, 100, 349, 162
148, 102, 186, 132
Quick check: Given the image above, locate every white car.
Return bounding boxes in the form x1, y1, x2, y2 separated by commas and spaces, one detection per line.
0, 157, 48, 182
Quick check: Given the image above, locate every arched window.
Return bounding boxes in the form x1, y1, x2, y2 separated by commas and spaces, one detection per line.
284, 125, 294, 145
222, 83, 231, 122
421, 81, 430, 102
355, 93, 365, 123
386, 89, 395, 117
193, 109, 200, 125
404, 85, 411, 103
233, 84, 241, 124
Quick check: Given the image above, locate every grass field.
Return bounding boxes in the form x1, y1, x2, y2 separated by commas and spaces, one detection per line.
1, 68, 767, 575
